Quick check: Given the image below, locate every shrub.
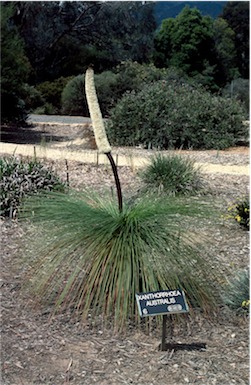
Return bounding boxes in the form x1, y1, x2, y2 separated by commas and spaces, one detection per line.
227, 197, 250, 230
36, 76, 73, 114
21, 190, 221, 330
114, 61, 183, 95
107, 80, 246, 150
222, 78, 249, 116
222, 269, 249, 315
141, 153, 203, 195
0, 156, 65, 218
61, 72, 120, 117
22, 84, 45, 113
61, 62, 186, 117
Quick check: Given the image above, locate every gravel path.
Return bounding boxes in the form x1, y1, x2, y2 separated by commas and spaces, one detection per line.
0, 141, 249, 175
28, 114, 92, 125
1, 116, 250, 175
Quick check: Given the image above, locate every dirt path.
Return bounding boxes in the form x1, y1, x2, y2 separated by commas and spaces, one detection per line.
0, 141, 249, 176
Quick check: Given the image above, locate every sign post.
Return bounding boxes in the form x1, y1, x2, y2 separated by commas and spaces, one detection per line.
161, 314, 168, 351
136, 289, 189, 351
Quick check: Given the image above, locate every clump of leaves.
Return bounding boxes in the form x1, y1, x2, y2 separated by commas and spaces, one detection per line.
0, 156, 65, 218
21, 190, 222, 331
227, 197, 249, 230
222, 269, 249, 315
141, 153, 203, 196
107, 80, 246, 150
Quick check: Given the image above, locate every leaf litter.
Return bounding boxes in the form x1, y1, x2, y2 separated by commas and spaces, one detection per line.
1, 124, 249, 385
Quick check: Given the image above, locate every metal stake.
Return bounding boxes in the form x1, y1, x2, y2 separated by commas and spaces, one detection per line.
161, 314, 167, 351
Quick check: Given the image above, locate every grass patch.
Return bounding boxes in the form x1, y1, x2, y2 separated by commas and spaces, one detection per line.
140, 153, 203, 196
0, 156, 65, 218
222, 269, 249, 315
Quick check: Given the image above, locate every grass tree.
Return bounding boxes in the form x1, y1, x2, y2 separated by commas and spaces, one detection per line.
22, 191, 221, 330
21, 67, 224, 331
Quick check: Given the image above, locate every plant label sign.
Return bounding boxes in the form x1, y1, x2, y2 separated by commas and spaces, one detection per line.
136, 289, 189, 317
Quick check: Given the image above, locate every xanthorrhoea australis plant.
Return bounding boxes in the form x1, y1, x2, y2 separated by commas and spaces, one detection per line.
19, 67, 224, 332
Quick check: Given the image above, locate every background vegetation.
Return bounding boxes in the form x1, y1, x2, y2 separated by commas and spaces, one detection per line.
107, 80, 246, 150
1, 1, 249, 130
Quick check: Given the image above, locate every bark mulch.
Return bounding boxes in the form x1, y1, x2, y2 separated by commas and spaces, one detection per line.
1, 124, 249, 385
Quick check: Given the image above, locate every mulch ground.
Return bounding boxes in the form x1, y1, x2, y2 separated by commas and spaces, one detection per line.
1, 123, 250, 385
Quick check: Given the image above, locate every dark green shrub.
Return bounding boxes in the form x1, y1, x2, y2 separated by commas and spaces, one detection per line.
141, 153, 203, 195
61, 75, 86, 116
61, 72, 120, 117
36, 76, 73, 114
107, 80, 246, 150
115, 61, 183, 95
227, 197, 250, 230
222, 78, 249, 116
0, 156, 65, 218
223, 269, 249, 315
61, 62, 186, 117
22, 84, 45, 112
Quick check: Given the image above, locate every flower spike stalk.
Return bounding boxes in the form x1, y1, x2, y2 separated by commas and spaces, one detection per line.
85, 66, 111, 154
85, 66, 123, 212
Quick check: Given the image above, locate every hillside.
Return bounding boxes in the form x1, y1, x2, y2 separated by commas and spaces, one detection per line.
154, 1, 227, 25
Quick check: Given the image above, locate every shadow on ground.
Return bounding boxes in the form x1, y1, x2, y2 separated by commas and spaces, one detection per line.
0, 124, 67, 145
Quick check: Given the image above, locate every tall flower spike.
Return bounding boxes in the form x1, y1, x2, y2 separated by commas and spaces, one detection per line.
85, 67, 111, 154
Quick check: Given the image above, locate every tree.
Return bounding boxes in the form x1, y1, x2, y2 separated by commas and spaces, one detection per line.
154, 6, 215, 78
153, 5, 246, 90
12, 1, 102, 81
154, 18, 175, 67
97, 1, 156, 64
212, 17, 239, 87
11, 1, 156, 82
1, 2, 31, 123
221, 1, 249, 79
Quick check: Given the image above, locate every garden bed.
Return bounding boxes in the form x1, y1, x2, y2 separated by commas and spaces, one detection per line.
1, 123, 249, 385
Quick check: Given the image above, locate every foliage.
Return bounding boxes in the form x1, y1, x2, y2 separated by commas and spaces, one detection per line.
61, 70, 125, 116
1, 3, 31, 124
222, 78, 249, 116
21, 190, 222, 330
107, 80, 246, 150
227, 197, 250, 230
115, 61, 183, 94
11, 1, 156, 82
154, 7, 214, 81
141, 153, 203, 196
153, 6, 240, 91
61, 75, 86, 116
36, 76, 73, 114
221, 1, 249, 79
62, 62, 186, 117
222, 269, 249, 315
22, 84, 45, 113
0, 156, 65, 218
212, 17, 239, 87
